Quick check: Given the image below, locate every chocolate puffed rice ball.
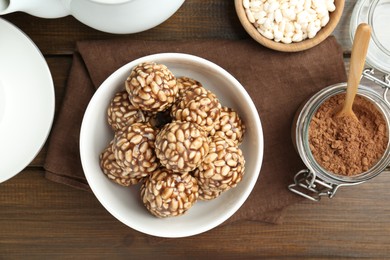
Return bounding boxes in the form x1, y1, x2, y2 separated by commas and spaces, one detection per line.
176, 76, 202, 99
107, 90, 149, 132
155, 121, 210, 173
197, 187, 222, 201
210, 107, 245, 145
171, 84, 221, 131
141, 168, 199, 218
113, 122, 159, 178
100, 141, 143, 186
194, 136, 245, 200
125, 62, 178, 113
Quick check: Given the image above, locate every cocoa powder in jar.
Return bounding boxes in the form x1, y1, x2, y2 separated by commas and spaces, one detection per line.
309, 94, 388, 176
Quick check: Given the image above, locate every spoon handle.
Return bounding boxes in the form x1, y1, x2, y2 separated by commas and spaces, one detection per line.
344, 23, 371, 112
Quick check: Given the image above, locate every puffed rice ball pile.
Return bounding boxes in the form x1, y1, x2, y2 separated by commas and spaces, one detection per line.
243, 0, 336, 43
99, 62, 246, 218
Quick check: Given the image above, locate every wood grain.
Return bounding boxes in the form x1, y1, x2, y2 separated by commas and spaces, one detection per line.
2, 0, 390, 258
2, 0, 355, 54
1, 170, 390, 258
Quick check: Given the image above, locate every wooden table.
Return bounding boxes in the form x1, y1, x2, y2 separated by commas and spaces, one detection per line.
1, 1, 390, 258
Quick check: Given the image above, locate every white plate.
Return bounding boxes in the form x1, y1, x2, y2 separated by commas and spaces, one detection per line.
80, 53, 263, 238
0, 18, 54, 183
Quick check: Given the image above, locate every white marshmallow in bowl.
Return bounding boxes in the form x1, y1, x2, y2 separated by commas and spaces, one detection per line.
243, 0, 336, 43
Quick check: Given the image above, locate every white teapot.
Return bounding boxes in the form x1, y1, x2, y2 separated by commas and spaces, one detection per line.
0, 0, 185, 34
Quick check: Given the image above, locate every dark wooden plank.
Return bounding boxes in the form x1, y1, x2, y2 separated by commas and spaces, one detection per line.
1, 170, 390, 258
1, 1, 245, 55
333, 0, 355, 53
1, 0, 356, 55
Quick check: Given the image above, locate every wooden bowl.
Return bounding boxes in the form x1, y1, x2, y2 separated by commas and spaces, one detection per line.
235, 0, 344, 52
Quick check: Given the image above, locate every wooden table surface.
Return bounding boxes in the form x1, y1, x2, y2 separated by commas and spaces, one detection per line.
2, 1, 390, 258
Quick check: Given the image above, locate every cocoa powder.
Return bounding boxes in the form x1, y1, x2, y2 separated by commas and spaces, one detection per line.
309, 94, 388, 176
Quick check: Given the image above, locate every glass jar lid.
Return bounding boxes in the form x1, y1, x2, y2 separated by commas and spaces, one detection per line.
350, 0, 390, 74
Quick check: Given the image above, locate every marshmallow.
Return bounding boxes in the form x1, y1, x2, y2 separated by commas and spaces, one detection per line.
243, 0, 336, 44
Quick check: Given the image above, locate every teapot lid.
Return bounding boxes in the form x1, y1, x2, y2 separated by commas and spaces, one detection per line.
350, 0, 390, 74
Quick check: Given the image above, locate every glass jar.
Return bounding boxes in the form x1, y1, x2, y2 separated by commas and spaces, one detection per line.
289, 83, 390, 201
288, 0, 390, 201
350, 0, 390, 89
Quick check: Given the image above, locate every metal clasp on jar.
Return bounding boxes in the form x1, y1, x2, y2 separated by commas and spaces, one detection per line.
362, 68, 390, 104
287, 169, 357, 201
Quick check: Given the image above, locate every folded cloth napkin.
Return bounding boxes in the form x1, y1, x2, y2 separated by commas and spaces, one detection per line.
44, 37, 346, 224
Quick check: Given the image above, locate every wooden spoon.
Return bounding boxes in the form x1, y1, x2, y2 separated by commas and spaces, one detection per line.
335, 23, 371, 120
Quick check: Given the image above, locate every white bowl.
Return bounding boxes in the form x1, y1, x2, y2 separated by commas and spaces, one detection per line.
80, 53, 264, 238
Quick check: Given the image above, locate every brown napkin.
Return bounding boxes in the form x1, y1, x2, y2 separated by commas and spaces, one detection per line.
44, 37, 346, 224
